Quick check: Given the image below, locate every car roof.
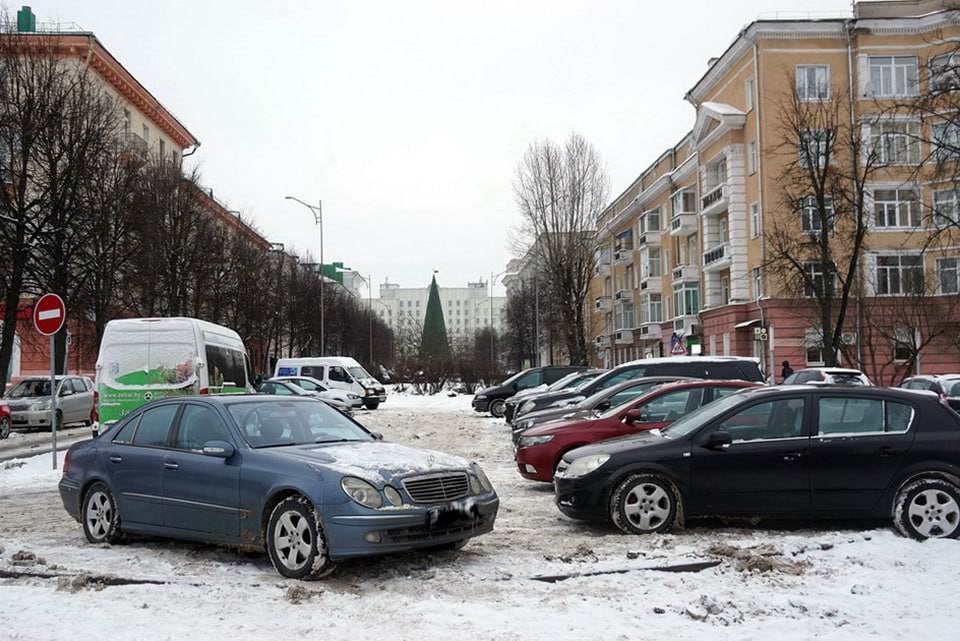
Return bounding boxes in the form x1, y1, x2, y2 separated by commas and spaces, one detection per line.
799, 367, 864, 374
618, 355, 760, 367
601, 376, 698, 393
746, 385, 934, 403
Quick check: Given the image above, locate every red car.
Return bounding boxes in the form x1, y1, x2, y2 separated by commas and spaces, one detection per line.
0, 400, 11, 439
515, 380, 762, 482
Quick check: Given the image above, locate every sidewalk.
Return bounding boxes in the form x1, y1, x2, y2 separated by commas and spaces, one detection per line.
0, 425, 92, 463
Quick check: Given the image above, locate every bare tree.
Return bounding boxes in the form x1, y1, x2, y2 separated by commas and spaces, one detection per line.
514, 133, 608, 365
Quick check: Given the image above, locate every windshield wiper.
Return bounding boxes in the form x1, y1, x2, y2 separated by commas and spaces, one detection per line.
313, 438, 363, 444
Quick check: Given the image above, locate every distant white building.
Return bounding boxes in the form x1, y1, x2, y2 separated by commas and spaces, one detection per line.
373, 278, 506, 341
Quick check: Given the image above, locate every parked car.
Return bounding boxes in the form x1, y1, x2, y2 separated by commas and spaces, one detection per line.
554, 385, 960, 540
472, 366, 588, 418
516, 380, 759, 482
900, 375, 960, 412
503, 369, 605, 424
258, 379, 354, 413
0, 400, 11, 439
6, 375, 96, 431
784, 367, 872, 386
274, 357, 386, 409
59, 396, 499, 579
512, 356, 764, 422
268, 375, 365, 410
510, 377, 693, 445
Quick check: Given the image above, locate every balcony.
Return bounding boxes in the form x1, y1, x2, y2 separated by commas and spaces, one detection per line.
670, 213, 698, 237
614, 289, 633, 302
615, 329, 634, 345
638, 275, 662, 293
595, 335, 611, 348
613, 247, 635, 265
673, 315, 699, 335
700, 183, 729, 217
637, 229, 661, 246
702, 243, 731, 272
594, 295, 612, 312
672, 264, 700, 282
638, 323, 662, 340
594, 261, 611, 277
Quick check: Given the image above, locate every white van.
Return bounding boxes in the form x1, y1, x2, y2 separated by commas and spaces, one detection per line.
96, 317, 254, 424
273, 356, 386, 409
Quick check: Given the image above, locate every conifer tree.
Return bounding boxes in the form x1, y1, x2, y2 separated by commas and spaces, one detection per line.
420, 275, 449, 359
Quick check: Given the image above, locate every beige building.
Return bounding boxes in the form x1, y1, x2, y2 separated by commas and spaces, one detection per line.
592, 0, 960, 384
375, 279, 506, 342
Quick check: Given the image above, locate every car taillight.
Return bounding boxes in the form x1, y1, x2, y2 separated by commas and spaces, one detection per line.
62, 449, 70, 475
92, 391, 99, 422
199, 387, 209, 395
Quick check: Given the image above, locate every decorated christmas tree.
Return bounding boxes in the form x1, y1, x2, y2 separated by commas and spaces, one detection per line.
420, 274, 450, 359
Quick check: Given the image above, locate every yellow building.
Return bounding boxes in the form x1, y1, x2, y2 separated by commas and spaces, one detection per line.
592, 0, 960, 384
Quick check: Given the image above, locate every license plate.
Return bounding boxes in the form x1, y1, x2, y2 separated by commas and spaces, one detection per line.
428, 498, 479, 527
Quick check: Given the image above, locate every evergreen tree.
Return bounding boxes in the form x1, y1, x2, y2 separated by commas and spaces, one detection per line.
420, 275, 449, 359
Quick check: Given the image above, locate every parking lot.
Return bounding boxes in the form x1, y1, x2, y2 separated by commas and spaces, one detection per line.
0, 391, 957, 640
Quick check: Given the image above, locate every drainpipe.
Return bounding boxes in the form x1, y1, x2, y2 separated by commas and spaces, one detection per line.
845, 19, 864, 371
751, 40, 771, 380
182, 141, 201, 158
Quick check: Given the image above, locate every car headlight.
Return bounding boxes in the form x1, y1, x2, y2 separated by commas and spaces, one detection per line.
562, 454, 610, 478
341, 477, 383, 508
519, 400, 536, 414
476, 395, 487, 400
471, 463, 493, 493
31, 401, 50, 411
383, 485, 403, 507
468, 474, 482, 494
348, 394, 361, 400
518, 435, 554, 448
523, 420, 535, 429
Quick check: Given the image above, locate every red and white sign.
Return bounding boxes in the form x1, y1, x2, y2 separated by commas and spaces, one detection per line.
33, 293, 65, 336
670, 340, 686, 356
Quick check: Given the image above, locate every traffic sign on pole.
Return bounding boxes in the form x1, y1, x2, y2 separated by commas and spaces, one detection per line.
33, 294, 65, 470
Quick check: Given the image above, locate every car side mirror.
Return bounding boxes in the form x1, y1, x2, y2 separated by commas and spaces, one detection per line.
60, 388, 74, 397
705, 431, 733, 450
370, 431, 384, 441
622, 408, 646, 424
202, 440, 235, 458
596, 400, 611, 412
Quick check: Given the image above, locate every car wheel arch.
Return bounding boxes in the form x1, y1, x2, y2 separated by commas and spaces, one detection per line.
260, 488, 322, 544
889, 466, 960, 516
605, 464, 688, 526
79, 476, 111, 512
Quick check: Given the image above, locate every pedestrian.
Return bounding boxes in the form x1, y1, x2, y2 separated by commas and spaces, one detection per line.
781, 360, 794, 383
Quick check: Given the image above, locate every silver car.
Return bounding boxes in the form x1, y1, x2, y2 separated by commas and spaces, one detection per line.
6, 376, 96, 430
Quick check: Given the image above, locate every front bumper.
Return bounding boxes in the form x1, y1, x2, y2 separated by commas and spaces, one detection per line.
515, 445, 557, 482
504, 401, 518, 424
58, 478, 82, 522
553, 473, 611, 521
472, 397, 490, 412
11, 409, 53, 428
324, 493, 500, 560
363, 390, 387, 404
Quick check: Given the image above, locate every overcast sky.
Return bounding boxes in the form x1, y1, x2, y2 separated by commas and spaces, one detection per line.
30, 0, 852, 297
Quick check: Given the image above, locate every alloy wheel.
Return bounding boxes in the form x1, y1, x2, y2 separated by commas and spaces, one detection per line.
0, 417, 9, 439
623, 482, 671, 532
908, 489, 960, 538
273, 510, 313, 571
85, 491, 113, 541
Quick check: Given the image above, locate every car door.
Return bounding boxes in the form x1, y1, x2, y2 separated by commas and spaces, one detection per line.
808, 395, 916, 513
163, 403, 241, 538
327, 366, 352, 392
689, 396, 811, 515
66, 378, 88, 423
105, 403, 180, 528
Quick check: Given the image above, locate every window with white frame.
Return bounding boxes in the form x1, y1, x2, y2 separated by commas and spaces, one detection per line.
869, 119, 920, 164
869, 56, 919, 97
930, 53, 960, 92
932, 121, 960, 161
639, 293, 662, 324
799, 129, 831, 168
625, 264, 635, 289
934, 189, 960, 227
801, 195, 835, 232
873, 189, 920, 228
719, 217, 729, 243
893, 325, 915, 362
753, 267, 763, 299
647, 247, 661, 279
615, 301, 635, 330
671, 189, 697, 215
720, 276, 730, 304
747, 140, 758, 175
672, 282, 699, 318
796, 64, 829, 101
750, 202, 761, 238
803, 262, 835, 298
875, 254, 924, 295
745, 77, 754, 111
805, 329, 825, 365
938, 257, 959, 294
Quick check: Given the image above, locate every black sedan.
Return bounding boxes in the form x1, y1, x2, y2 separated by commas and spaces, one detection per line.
555, 386, 960, 539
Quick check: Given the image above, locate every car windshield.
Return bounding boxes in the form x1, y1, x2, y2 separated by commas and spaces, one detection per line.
348, 366, 371, 380
596, 385, 665, 419
579, 382, 659, 411
829, 373, 864, 385
499, 370, 526, 386
228, 400, 372, 448
947, 381, 960, 397
660, 392, 751, 439
547, 373, 581, 391
570, 373, 601, 390
7, 380, 52, 398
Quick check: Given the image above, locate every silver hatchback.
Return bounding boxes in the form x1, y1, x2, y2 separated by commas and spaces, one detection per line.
6, 376, 95, 430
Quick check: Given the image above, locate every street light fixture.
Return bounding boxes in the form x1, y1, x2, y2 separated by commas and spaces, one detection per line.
285, 196, 325, 355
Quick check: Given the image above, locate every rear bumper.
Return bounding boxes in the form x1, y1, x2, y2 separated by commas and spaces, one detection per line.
324, 494, 499, 559
58, 478, 82, 522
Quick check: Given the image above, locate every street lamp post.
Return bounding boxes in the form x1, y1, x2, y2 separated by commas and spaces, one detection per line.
285, 196, 325, 355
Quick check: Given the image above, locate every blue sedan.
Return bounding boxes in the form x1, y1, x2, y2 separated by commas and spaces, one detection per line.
59, 396, 499, 579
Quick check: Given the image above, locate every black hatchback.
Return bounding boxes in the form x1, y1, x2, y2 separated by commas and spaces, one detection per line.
555, 386, 960, 540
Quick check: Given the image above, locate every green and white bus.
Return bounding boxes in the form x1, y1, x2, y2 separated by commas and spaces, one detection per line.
95, 317, 254, 425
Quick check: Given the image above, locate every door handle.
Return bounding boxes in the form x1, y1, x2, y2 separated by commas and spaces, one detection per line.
109, 455, 122, 464
782, 452, 803, 462
164, 461, 179, 470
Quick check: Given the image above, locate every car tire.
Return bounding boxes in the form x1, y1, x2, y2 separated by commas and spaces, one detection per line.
609, 474, 678, 535
0, 416, 9, 439
489, 399, 506, 419
894, 477, 960, 540
266, 496, 337, 580
81, 482, 123, 544
364, 400, 380, 410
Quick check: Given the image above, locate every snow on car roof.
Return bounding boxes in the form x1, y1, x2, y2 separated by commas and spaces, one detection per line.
620, 355, 760, 367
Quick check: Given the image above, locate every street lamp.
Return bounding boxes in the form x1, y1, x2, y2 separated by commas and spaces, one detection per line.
285, 196, 325, 355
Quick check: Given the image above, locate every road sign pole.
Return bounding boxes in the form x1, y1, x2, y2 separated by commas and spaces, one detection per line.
50, 334, 57, 470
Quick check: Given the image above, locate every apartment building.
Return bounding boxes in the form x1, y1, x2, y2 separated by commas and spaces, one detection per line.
375, 279, 506, 342
592, 0, 960, 383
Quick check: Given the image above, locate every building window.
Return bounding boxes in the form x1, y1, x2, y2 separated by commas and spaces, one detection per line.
647, 247, 661, 279
875, 254, 924, 295
747, 140, 758, 175
639, 293, 662, 324
615, 229, 634, 252
803, 262, 834, 298
625, 264, 635, 289
869, 56, 919, 97
753, 267, 763, 299
672, 281, 700, 317
873, 189, 920, 229
615, 301, 635, 330
159, 139, 165, 157
930, 53, 960, 92
720, 276, 730, 305
142, 124, 149, 144
796, 64, 829, 101
932, 122, 960, 162
123, 109, 130, 134
750, 202, 760, 238
799, 129, 831, 168
893, 326, 915, 362
805, 329, 825, 366
801, 195, 834, 233
938, 257, 960, 294
719, 218, 729, 243
671, 189, 697, 215
934, 189, 960, 227
745, 77, 754, 111
868, 119, 920, 165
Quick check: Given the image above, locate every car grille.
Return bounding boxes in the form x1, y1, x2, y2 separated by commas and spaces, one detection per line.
7, 403, 29, 412
402, 473, 469, 503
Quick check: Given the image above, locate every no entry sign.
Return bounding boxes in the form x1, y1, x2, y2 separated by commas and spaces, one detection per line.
33, 293, 65, 336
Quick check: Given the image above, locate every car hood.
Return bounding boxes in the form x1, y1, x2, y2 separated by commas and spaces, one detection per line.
523, 414, 601, 437
267, 441, 471, 484
6, 396, 50, 406
526, 389, 578, 404
358, 377, 383, 389
517, 406, 591, 425
564, 429, 669, 460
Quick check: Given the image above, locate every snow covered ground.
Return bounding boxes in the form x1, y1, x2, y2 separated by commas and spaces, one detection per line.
1, 390, 958, 640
